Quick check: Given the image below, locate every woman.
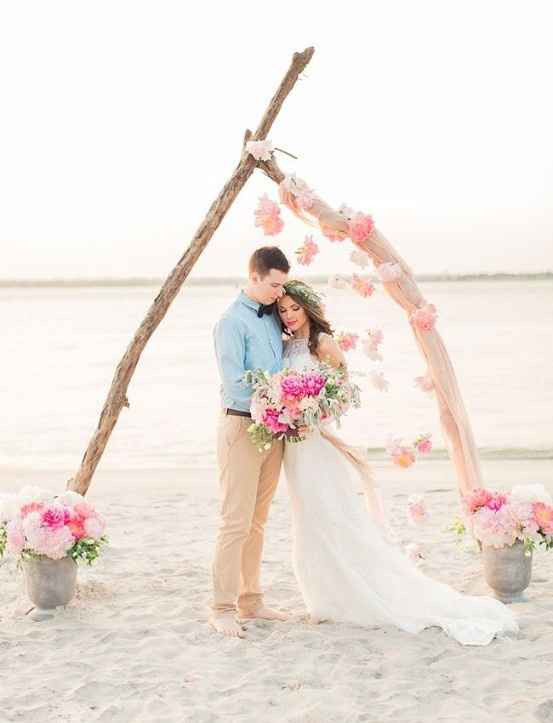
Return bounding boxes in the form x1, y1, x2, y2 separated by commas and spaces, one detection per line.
278, 279, 518, 646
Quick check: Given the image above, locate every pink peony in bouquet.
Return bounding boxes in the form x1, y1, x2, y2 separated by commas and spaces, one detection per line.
243, 363, 361, 451
0, 486, 107, 564
454, 484, 553, 551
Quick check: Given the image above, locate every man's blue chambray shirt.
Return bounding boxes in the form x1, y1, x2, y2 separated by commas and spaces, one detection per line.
213, 290, 284, 413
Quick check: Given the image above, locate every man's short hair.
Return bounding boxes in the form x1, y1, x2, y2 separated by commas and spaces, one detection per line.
249, 246, 290, 278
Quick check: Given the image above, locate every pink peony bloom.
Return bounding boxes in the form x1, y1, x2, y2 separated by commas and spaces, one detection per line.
263, 408, 289, 434
336, 332, 359, 352
393, 449, 416, 468
73, 501, 96, 519
295, 235, 319, 266
41, 504, 68, 530
414, 434, 432, 455
281, 375, 305, 400
464, 488, 494, 515
348, 212, 375, 244
533, 502, 553, 534
485, 493, 509, 512
69, 515, 86, 540
302, 372, 326, 396
84, 515, 106, 540
246, 139, 274, 161
254, 194, 284, 236
407, 495, 428, 525
351, 274, 375, 299
377, 262, 402, 282
414, 374, 434, 394
410, 304, 438, 332
350, 249, 371, 269
472, 505, 517, 548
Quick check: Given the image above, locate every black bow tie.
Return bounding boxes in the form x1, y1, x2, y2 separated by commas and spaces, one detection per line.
257, 303, 274, 318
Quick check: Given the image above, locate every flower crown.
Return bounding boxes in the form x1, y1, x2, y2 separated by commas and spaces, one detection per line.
283, 279, 324, 309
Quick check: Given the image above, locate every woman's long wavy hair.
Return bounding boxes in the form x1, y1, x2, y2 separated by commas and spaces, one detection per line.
280, 280, 334, 356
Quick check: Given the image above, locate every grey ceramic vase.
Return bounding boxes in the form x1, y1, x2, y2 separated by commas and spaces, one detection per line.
23, 556, 78, 610
483, 540, 532, 602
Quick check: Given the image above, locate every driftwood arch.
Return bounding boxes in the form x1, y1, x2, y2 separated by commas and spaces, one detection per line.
68, 46, 481, 497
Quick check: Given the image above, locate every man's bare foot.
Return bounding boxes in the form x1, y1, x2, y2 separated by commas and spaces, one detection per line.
208, 613, 246, 638
238, 606, 288, 622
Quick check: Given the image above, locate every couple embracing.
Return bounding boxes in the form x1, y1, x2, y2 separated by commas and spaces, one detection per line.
209, 246, 518, 646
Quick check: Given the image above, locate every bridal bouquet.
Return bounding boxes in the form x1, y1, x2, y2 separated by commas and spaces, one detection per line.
453, 484, 553, 552
0, 486, 108, 564
243, 363, 361, 451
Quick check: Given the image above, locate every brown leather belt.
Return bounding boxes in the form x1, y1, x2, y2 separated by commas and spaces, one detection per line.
225, 408, 251, 418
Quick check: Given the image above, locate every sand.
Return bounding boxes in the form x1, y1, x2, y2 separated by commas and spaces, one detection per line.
1, 459, 552, 723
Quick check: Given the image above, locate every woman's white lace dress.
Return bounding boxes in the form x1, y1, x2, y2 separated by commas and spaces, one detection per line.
282, 337, 518, 646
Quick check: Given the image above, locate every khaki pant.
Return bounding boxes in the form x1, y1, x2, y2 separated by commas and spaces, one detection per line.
211, 411, 283, 617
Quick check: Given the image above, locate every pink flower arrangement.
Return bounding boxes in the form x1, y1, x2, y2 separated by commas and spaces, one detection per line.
351, 274, 375, 299
246, 139, 274, 161
254, 194, 284, 236
348, 212, 375, 244
0, 487, 107, 564
459, 484, 553, 550
336, 332, 359, 352
407, 495, 428, 525
244, 365, 361, 451
376, 262, 402, 282
295, 235, 319, 266
410, 304, 438, 332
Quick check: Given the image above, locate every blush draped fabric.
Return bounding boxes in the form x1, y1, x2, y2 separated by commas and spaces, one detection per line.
279, 182, 482, 496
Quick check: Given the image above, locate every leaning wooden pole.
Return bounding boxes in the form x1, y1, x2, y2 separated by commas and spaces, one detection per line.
67, 47, 315, 495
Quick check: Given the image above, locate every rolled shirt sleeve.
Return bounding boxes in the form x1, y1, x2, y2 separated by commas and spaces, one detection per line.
213, 316, 252, 412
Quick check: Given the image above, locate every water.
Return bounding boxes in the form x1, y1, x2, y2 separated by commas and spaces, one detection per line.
1, 279, 552, 471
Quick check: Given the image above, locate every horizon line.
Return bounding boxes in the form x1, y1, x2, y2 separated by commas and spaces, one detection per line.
0, 271, 552, 288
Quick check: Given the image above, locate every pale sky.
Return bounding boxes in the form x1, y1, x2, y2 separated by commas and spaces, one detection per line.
1, 0, 552, 279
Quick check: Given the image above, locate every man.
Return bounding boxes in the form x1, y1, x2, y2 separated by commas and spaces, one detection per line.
210, 246, 291, 638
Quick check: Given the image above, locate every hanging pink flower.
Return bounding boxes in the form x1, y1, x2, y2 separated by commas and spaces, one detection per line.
414, 373, 434, 394
362, 329, 383, 361
350, 249, 370, 269
407, 495, 428, 525
370, 370, 389, 391
386, 436, 416, 468
254, 194, 284, 236
295, 235, 319, 266
348, 212, 375, 244
414, 433, 433, 455
377, 262, 402, 282
351, 274, 375, 299
336, 332, 359, 352
327, 274, 349, 290
410, 304, 438, 332
246, 139, 274, 161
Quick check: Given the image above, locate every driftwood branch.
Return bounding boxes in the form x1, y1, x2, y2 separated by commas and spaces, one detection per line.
67, 46, 315, 495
